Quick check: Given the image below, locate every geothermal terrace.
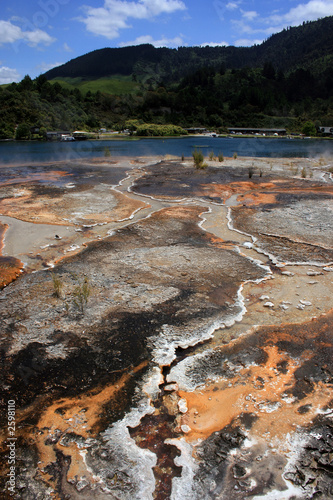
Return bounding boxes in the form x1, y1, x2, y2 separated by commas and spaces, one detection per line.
0, 155, 332, 499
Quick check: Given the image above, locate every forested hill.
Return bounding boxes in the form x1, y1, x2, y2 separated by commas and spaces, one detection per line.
44, 16, 333, 82
1, 16, 333, 139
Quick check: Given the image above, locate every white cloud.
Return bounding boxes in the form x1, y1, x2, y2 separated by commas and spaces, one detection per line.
36, 61, 65, 73
0, 20, 55, 46
79, 0, 186, 39
200, 41, 229, 47
119, 34, 184, 47
231, 0, 333, 40
63, 42, 72, 52
268, 0, 333, 26
235, 38, 263, 47
0, 66, 21, 84
241, 10, 258, 21
226, 2, 240, 10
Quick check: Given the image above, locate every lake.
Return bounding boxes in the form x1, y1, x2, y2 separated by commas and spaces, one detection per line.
1, 136, 333, 164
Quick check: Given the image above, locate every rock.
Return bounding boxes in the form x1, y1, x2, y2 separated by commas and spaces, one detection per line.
307, 270, 323, 276
263, 302, 274, 308
243, 242, 253, 249
178, 398, 188, 413
164, 383, 178, 392
281, 271, 294, 276
181, 424, 191, 433
299, 300, 312, 306
259, 295, 270, 301
323, 267, 333, 272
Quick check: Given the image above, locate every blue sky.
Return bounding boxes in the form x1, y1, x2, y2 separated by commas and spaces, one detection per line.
1, 0, 333, 84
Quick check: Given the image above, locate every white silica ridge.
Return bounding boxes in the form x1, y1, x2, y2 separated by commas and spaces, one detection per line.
102, 401, 157, 500
165, 438, 199, 500
141, 366, 164, 401
152, 291, 247, 367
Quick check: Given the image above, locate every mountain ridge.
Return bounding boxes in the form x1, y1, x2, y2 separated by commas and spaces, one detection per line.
43, 16, 333, 83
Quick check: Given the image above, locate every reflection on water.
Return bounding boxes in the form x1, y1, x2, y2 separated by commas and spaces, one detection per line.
1, 136, 333, 163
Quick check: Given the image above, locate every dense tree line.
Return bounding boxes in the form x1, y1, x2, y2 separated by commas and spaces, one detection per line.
1, 63, 333, 140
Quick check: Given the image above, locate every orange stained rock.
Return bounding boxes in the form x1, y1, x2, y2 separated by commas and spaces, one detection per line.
0, 187, 146, 226
237, 192, 277, 206
0, 223, 24, 288
156, 205, 205, 220
179, 344, 332, 445
30, 361, 147, 488
196, 181, 276, 202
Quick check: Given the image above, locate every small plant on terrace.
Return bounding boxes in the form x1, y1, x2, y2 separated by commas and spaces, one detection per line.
192, 148, 206, 169
233, 152, 238, 159
208, 150, 215, 161
301, 167, 307, 178
248, 166, 255, 178
52, 273, 63, 298
218, 152, 224, 162
104, 147, 111, 157
73, 276, 91, 314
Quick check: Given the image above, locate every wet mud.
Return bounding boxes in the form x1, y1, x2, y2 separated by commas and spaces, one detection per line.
0, 155, 332, 499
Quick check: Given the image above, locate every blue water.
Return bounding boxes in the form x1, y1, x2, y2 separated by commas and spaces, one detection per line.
0, 136, 333, 164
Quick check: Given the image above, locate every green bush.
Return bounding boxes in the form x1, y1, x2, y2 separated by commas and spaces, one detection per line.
218, 152, 224, 162
51, 273, 63, 298
73, 277, 91, 313
192, 148, 206, 169
15, 123, 31, 140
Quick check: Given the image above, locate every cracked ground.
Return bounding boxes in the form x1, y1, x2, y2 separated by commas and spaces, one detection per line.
0, 154, 332, 500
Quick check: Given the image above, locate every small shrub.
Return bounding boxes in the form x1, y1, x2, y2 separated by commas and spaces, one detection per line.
233, 152, 238, 159
218, 152, 224, 162
52, 273, 63, 298
104, 147, 111, 157
301, 167, 307, 178
208, 150, 215, 161
192, 148, 205, 169
248, 167, 255, 178
181, 153, 185, 161
73, 277, 91, 313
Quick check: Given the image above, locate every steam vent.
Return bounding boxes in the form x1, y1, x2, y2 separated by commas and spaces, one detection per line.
1, 155, 333, 499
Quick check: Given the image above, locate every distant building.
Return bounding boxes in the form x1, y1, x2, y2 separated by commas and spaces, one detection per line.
319, 126, 333, 136
228, 128, 286, 136
46, 131, 71, 141
72, 131, 91, 140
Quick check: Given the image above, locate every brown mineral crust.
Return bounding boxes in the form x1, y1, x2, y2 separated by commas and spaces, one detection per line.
179, 310, 333, 445
132, 161, 281, 202
0, 222, 24, 288
196, 181, 277, 203
33, 362, 147, 482
0, 362, 148, 498
0, 182, 145, 226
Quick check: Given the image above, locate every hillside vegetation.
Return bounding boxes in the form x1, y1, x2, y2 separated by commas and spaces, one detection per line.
1, 16, 333, 139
